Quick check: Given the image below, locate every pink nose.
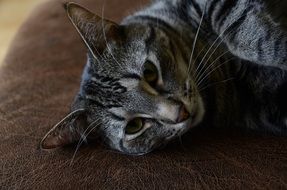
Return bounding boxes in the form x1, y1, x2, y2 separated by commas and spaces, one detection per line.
176, 104, 190, 123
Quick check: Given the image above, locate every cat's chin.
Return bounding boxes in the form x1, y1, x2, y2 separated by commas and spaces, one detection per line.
164, 117, 192, 141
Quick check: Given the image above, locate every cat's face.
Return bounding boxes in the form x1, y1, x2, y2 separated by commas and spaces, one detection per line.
40, 3, 204, 155
82, 24, 205, 155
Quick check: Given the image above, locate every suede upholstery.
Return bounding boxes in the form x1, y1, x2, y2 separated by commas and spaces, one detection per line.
0, 0, 287, 189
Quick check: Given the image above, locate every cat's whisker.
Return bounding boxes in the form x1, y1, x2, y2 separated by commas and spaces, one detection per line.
70, 119, 101, 166
196, 58, 235, 88
194, 29, 234, 83
194, 39, 227, 83
191, 43, 207, 66
198, 77, 236, 92
193, 35, 223, 81
195, 18, 248, 86
101, 1, 123, 70
195, 50, 230, 85
70, 123, 101, 166
193, 17, 240, 82
187, 5, 205, 77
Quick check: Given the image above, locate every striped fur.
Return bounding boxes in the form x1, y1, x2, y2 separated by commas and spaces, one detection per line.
41, 1, 287, 155
123, 0, 287, 132
126, 0, 287, 69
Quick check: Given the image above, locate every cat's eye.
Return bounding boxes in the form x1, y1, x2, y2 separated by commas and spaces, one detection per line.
125, 118, 144, 134
143, 61, 158, 85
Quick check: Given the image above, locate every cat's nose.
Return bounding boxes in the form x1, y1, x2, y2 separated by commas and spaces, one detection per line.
176, 104, 190, 123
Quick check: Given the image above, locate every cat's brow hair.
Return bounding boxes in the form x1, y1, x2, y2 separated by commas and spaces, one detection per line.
108, 112, 126, 121
121, 73, 141, 80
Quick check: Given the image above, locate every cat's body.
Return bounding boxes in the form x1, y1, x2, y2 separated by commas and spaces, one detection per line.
124, 0, 287, 133
41, 0, 287, 154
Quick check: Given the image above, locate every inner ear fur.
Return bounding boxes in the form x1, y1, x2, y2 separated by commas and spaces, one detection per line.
40, 109, 87, 150
64, 2, 123, 56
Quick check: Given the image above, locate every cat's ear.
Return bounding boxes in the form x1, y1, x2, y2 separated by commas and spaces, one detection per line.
40, 109, 87, 150
64, 2, 122, 56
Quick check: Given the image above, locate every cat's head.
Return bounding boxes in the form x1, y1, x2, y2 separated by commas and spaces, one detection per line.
40, 3, 205, 155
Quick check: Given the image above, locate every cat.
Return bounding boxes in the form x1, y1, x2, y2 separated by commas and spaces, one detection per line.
40, 0, 287, 155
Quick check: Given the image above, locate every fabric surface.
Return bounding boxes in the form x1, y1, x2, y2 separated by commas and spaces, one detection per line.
0, 0, 286, 189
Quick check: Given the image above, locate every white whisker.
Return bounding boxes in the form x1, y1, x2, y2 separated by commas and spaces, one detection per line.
197, 58, 235, 88
194, 35, 232, 83
198, 77, 235, 92
70, 119, 101, 166
187, 4, 206, 76
195, 50, 230, 85
193, 18, 239, 82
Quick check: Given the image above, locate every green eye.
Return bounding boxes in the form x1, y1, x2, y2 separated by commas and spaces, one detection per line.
125, 118, 144, 134
143, 61, 158, 85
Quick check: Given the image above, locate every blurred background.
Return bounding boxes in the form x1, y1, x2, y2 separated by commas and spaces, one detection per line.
0, 0, 41, 64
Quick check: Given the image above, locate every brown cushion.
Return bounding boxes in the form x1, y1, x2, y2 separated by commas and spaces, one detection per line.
1, 0, 286, 189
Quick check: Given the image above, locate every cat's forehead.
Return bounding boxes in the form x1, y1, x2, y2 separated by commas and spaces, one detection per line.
123, 24, 171, 49
124, 24, 154, 40
89, 25, 171, 74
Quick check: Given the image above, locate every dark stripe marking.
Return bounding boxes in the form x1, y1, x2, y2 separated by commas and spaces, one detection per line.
132, 15, 178, 36
122, 73, 141, 80
207, 0, 221, 28
224, 7, 251, 41
257, 37, 264, 61
190, 0, 203, 17
109, 113, 126, 121
215, 0, 238, 30
145, 26, 156, 45
274, 36, 282, 58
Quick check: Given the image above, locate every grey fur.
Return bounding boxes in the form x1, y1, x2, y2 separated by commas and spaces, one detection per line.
41, 0, 287, 155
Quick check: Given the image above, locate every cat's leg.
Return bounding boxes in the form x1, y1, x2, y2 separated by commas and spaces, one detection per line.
192, 0, 287, 70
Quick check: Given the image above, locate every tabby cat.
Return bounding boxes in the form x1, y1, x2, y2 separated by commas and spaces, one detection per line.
40, 0, 287, 155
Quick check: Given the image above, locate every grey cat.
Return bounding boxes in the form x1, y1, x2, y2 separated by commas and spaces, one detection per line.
40, 0, 287, 155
